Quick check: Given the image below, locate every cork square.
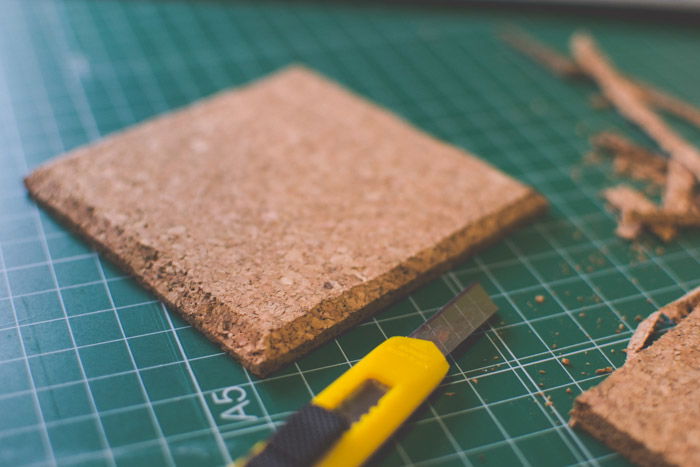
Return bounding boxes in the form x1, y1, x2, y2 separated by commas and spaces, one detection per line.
25, 66, 546, 376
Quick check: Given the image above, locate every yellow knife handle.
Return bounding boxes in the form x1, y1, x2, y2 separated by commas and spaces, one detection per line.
240, 336, 448, 467
313, 336, 449, 466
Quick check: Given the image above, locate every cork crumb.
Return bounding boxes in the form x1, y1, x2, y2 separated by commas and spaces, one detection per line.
535, 294, 546, 303
595, 367, 613, 375
565, 387, 573, 394
538, 391, 554, 407
561, 357, 571, 366
445, 392, 456, 397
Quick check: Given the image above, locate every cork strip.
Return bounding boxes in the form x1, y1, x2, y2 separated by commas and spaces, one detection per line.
628, 204, 700, 227
500, 28, 581, 77
570, 301, 700, 466
636, 82, 700, 131
25, 66, 547, 376
501, 27, 700, 132
602, 186, 672, 241
626, 285, 700, 361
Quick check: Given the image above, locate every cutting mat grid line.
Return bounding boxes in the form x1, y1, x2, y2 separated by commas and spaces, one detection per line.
1, 1, 699, 466
0, 317, 649, 414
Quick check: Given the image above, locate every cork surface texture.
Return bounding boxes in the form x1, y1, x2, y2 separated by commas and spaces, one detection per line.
570, 306, 700, 466
24, 66, 546, 376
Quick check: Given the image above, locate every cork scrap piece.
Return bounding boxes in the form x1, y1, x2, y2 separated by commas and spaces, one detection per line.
659, 286, 700, 322
570, 302, 700, 466
604, 185, 700, 229
571, 34, 699, 211
602, 185, 671, 241
592, 132, 667, 185
25, 66, 547, 376
572, 34, 700, 241
503, 28, 700, 238
626, 286, 700, 361
624, 310, 662, 361
503, 28, 700, 241
613, 150, 666, 186
600, 162, 700, 242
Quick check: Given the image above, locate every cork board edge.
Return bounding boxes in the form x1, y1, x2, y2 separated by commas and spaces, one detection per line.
570, 398, 672, 467
25, 169, 546, 376
254, 189, 548, 375
24, 174, 270, 364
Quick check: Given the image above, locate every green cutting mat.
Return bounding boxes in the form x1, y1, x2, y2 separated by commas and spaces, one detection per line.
1, 0, 699, 465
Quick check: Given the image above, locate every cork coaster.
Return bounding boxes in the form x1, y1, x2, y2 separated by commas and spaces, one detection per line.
571, 305, 700, 466
25, 66, 547, 376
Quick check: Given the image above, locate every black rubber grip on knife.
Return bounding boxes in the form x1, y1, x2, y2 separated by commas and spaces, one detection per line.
246, 404, 349, 467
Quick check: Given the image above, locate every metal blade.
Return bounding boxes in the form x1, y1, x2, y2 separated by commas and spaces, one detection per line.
409, 283, 497, 356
